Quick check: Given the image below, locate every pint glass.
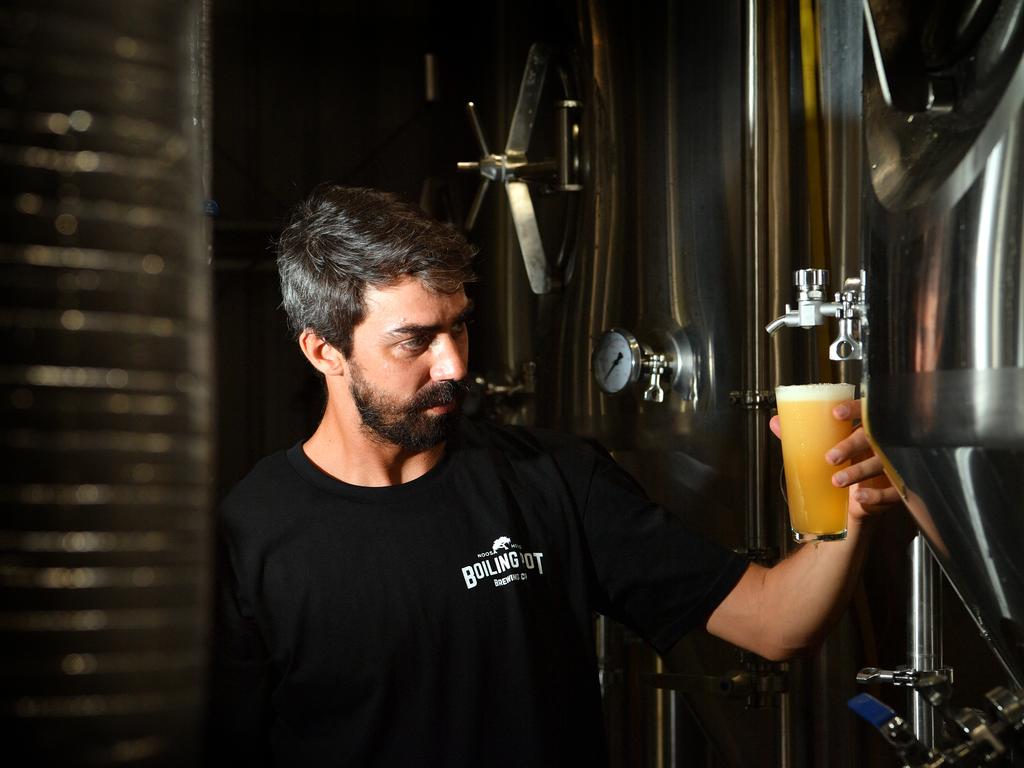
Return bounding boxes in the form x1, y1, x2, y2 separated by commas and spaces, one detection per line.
775, 383, 855, 542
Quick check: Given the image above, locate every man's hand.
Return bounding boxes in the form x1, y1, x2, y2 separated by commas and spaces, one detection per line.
769, 398, 903, 521
708, 398, 903, 659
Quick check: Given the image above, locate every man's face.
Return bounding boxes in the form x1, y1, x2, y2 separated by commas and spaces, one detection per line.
344, 277, 471, 451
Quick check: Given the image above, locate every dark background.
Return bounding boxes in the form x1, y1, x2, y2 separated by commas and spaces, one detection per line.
211, 0, 576, 497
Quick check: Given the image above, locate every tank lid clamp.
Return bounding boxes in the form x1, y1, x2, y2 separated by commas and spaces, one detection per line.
729, 389, 776, 410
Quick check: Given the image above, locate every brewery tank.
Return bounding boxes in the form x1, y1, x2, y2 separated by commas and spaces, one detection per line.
474, 0, 870, 764
467, 0, 891, 763
862, 0, 1024, 688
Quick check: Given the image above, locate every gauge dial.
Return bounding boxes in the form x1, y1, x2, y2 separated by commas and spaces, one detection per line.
592, 328, 642, 394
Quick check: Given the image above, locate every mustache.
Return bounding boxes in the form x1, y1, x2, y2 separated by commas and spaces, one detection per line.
409, 379, 470, 411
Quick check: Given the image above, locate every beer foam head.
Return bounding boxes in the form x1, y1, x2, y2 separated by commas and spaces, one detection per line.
775, 383, 855, 402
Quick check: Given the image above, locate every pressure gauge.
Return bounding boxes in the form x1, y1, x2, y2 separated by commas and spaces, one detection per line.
592, 328, 643, 394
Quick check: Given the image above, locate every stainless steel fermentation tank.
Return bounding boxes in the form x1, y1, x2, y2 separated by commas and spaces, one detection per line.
469, 0, 872, 765
863, 0, 1024, 692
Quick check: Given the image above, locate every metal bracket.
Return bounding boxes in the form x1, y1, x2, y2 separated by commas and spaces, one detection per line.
646, 659, 788, 709
463, 362, 536, 420
730, 389, 776, 410
856, 666, 955, 688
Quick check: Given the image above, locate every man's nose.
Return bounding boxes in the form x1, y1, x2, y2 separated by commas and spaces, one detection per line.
430, 335, 468, 381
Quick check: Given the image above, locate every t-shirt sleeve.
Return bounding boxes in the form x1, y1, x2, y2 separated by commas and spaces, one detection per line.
206, 533, 275, 767
576, 443, 749, 654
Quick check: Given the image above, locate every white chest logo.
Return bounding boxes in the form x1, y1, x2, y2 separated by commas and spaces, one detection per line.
461, 535, 545, 590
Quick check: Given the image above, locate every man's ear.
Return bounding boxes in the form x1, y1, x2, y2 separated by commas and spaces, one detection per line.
298, 330, 346, 376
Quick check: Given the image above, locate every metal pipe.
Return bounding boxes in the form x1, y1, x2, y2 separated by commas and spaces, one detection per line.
908, 534, 943, 746
764, 0, 794, 759
424, 53, 438, 103
743, 0, 769, 554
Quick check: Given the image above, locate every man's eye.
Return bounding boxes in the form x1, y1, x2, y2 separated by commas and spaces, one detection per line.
401, 336, 430, 351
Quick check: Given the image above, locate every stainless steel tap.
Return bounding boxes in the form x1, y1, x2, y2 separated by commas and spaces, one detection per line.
765, 268, 868, 361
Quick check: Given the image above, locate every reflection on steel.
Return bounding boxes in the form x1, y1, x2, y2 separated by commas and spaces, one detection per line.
0, 1, 211, 765
864, 0, 1024, 211
864, 0, 1024, 688
863, 0, 956, 114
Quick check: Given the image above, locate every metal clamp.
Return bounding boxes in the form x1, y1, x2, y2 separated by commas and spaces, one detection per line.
646, 657, 788, 709
464, 362, 536, 420
856, 666, 955, 688
729, 389, 776, 410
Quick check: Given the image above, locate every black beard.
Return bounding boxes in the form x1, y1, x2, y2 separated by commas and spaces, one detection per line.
349, 370, 467, 452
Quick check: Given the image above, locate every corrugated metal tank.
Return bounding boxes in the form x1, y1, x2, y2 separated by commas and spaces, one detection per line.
0, 1, 212, 764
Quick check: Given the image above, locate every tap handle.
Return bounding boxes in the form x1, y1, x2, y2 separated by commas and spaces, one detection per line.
856, 666, 918, 686
829, 319, 863, 361
642, 354, 669, 403
794, 268, 829, 293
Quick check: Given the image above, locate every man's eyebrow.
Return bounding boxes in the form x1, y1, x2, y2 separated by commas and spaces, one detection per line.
384, 300, 475, 338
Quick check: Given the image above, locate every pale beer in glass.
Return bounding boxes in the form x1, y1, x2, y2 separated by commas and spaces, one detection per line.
775, 383, 855, 542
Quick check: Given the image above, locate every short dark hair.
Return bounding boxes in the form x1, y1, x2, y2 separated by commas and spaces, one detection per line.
276, 184, 477, 357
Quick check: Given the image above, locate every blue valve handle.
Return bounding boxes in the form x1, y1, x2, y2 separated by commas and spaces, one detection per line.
848, 693, 898, 728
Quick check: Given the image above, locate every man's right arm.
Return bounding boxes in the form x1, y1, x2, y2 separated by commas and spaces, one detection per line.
206, 537, 274, 767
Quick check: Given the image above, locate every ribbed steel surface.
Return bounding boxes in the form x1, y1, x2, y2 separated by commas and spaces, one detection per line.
0, 1, 212, 764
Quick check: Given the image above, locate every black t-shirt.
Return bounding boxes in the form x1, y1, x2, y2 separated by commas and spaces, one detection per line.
211, 418, 748, 767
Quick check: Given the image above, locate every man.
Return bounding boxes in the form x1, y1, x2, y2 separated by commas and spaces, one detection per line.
211, 185, 900, 767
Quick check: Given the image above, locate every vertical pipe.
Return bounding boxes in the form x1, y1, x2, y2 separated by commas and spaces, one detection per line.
424, 53, 439, 103
667, 688, 678, 768
767, 0, 795, 393
745, 4, 793, 766
764, 3, 793, 761
743, 0, 769, 553
908, 534, 942, 746
654, 655, 665, 768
